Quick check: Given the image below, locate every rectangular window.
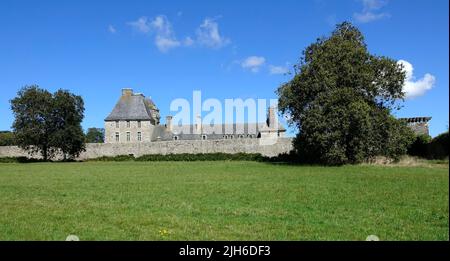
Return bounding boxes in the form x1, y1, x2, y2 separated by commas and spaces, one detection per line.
137, 132, 142, 141
126, 132, 130, 142
126, 121, 130, 128
138, 121, 141, 128
115, 132, 119, 142
115, 121, 119, 128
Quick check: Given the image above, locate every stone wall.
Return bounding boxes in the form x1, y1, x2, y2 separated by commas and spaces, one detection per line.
0, 138, 293, 160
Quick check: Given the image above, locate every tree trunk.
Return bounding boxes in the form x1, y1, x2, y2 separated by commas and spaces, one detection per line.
43, 145, 48, 161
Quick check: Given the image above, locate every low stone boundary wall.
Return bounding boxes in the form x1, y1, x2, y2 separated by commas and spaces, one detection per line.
0, 138, 293, 160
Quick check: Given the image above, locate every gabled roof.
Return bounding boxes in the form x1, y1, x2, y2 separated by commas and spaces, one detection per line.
399, 117, 432, 123
149, 122, 286, 141
171, 123, 266, 135
105, 91, 157, 121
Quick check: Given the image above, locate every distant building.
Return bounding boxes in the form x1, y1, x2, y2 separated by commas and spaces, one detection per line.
104, 89, 286, 143
399, 117, 432, 136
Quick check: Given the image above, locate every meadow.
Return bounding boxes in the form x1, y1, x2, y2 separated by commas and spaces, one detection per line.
0, 161, 448, 240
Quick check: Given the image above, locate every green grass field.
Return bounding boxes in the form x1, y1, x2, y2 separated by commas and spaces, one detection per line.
0, 161, 448, 240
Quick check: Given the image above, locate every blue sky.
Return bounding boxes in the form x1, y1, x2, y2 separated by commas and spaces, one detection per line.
0, 0, 448, 137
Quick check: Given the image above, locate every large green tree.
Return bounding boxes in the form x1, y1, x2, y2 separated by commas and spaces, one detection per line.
10, 85, 85, 160
85, 128, 105, 143
277, 22, 414, 165
0, 131, 16, 146
50, 89, 86, 160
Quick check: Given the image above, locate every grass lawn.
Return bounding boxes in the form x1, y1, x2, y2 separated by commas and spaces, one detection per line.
0, 161, 448, 240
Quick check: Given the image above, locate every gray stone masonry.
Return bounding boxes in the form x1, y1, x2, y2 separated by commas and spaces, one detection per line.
0, 138, 294, 159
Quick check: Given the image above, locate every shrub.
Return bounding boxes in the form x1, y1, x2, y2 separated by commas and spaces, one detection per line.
428, 132, 449, 160
0, 131, 16, 146
408, 134, 432, 158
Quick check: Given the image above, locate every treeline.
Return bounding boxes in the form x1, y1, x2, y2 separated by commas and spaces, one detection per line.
0, 128, 104, 147
408, 132, 449, 160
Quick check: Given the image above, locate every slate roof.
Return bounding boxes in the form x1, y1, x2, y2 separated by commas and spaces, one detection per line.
151, 122, 285, 141
105, 93, 158, 121
399, 117, 432, 123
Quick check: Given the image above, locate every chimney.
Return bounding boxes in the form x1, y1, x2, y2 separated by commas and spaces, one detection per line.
122, 88, 133, 96
166, 116, 173, 132
267, 106, 278, 129
195, 114, 202, 134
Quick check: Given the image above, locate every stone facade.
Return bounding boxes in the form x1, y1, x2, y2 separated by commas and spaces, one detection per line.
105, 89, 286, 143
399, 117, 432, 136
0, 137, 294, 159
104, 120, 153, 143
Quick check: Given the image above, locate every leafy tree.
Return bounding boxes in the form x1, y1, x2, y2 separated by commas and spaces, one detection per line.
85, 128, 105, 143
50, 89, 86, 160
11, 86, 55, 160
10, 85, 85, 160
428, 131, 449, 159
277, 22, 415, 165
0, 131, 16, 146
407, 134, 432, 158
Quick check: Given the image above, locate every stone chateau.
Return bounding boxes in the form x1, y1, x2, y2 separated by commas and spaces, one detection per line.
0, 88, 432, 160
104, 88, 286, 144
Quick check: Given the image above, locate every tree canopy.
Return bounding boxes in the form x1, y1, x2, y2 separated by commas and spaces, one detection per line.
0, 131, 16, 146
10, 85, 86, 160
85, 128, 105, 143
277, 22, 414, 165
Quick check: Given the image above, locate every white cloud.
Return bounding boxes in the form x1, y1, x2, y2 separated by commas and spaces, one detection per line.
397, 60, 436, 99
108, 25, 117, 34
196, 18, 230, 48
241, 56, 266, 73
269, 65, 289, 75
154, 36, 181, 52
127, 17, 151, 33
354, 0, 390, 23
354, 12, 389, 23
127, 15, 231, 52
361, 0, 387, 11
128, 15, 182, 52
183, 36, 194, 46
150, 15, 181, 52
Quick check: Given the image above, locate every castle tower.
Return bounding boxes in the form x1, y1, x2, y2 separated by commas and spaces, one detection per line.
104, 88, 160, 143
267, 106, 278, 129
166, 116, 173, 132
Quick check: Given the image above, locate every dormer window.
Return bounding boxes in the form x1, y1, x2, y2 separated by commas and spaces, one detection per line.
126, 121, 130, 128
137, 121, 141, 128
